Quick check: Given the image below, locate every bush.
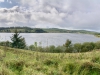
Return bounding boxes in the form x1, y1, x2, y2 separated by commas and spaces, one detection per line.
55, 46, 65, 53
91, 57, 100, 63
0, 41, 12, 47
74, 43, 82, 52
62, 63, 75, 74
43, 59, 59, 68
95, 41, 100, 49
78, 62, 100, 75
81, 42, 95, 52
42, 45, 56, 53
49, 45, 56, 53
6, 60, 24, 75
29, 45, 35, 51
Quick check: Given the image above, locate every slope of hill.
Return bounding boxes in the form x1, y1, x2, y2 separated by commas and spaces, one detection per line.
0, 46, 100, 75
0, 27, 99, 35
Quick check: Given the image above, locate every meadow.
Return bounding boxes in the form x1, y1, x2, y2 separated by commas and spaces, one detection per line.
0, 46, 100, 75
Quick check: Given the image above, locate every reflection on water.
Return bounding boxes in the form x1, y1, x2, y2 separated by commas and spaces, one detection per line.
0, 33, 100, 47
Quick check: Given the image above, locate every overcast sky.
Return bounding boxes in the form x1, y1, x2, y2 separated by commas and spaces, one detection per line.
0, 0, 100, 31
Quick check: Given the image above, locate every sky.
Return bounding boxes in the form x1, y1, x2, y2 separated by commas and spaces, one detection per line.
0, 0, 100, 32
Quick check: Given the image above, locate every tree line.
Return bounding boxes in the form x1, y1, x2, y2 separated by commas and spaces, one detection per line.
27, 40, 100, 53
0, 27, 47, 33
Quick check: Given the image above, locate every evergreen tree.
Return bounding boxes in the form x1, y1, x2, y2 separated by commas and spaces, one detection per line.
11, 29, 26, 49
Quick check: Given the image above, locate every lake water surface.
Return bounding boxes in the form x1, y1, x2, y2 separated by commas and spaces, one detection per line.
0, 33, 100, 47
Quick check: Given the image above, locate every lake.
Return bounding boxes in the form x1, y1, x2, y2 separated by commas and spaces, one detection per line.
0, 33, 100, 47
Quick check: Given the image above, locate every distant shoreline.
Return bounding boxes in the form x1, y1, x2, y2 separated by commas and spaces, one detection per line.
0, 27, 99, 35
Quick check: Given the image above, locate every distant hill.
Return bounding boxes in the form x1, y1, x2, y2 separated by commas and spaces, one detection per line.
0, 27, 47, 33
0, 27, 100, 35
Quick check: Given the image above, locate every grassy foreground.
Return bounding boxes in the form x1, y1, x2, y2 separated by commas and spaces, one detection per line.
0, 46, 100, 75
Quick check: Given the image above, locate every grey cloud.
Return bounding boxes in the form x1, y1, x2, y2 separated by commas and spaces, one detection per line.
0, 0, 100, 31
0, 6, 28, 25
0, 6, 20, 13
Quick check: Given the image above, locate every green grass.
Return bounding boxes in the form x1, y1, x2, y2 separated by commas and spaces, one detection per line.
0, 46, 100, 75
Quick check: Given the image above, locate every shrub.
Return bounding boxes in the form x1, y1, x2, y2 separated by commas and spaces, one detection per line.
62, 63, 75, 74
29, 45, 35, 51
6, 60, 24, 75
49, 45, 56, 53
78, 62, 100, 75
95, 41, 100, 49
81, 42, 95, 52
42, 46, 65, 53
44, 59, 58, 65
74, 43, 82, 52
0, 41, 12, 47
91, 57, 100, 63
37, 46, 43, 52
0, 67, 15, 75
44, 59, 54, 66
55, 46, 65, 53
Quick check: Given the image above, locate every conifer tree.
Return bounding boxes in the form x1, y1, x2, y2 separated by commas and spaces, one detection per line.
11, 29, 26, 49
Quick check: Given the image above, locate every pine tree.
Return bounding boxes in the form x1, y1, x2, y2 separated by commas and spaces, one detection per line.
11, 29, 26, 49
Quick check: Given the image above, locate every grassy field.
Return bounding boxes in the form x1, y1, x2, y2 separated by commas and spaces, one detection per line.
0, 46, 100, 75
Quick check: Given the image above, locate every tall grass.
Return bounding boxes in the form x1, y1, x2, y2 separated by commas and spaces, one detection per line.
0, 46, 100, 75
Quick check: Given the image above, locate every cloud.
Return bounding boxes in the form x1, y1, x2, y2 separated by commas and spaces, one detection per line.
0, 6, 28, 27
16, 0, 100, 31
0, 6, 20, 13
0, 0, 4, 2
0, 5, 66, 27
0, 0, 100, 31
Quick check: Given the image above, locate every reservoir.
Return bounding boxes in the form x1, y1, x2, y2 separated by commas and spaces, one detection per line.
0, 33, 100, 47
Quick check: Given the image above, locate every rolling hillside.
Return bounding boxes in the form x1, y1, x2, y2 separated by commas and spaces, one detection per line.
0, 46, 100, 75
0, 27, 99, 35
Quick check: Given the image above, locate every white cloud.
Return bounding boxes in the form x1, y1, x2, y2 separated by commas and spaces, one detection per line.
16, 0, 100, 30
0, 6, 28, 26
0, 0, 4, 2
0, 0, 100, 31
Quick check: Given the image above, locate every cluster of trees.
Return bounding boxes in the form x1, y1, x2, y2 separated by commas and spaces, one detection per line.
64, 39, 100, 53
0, 27, 47, 33
27, 40, 100, 53
28, 45, 66, 53
0, 29, 100, 53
